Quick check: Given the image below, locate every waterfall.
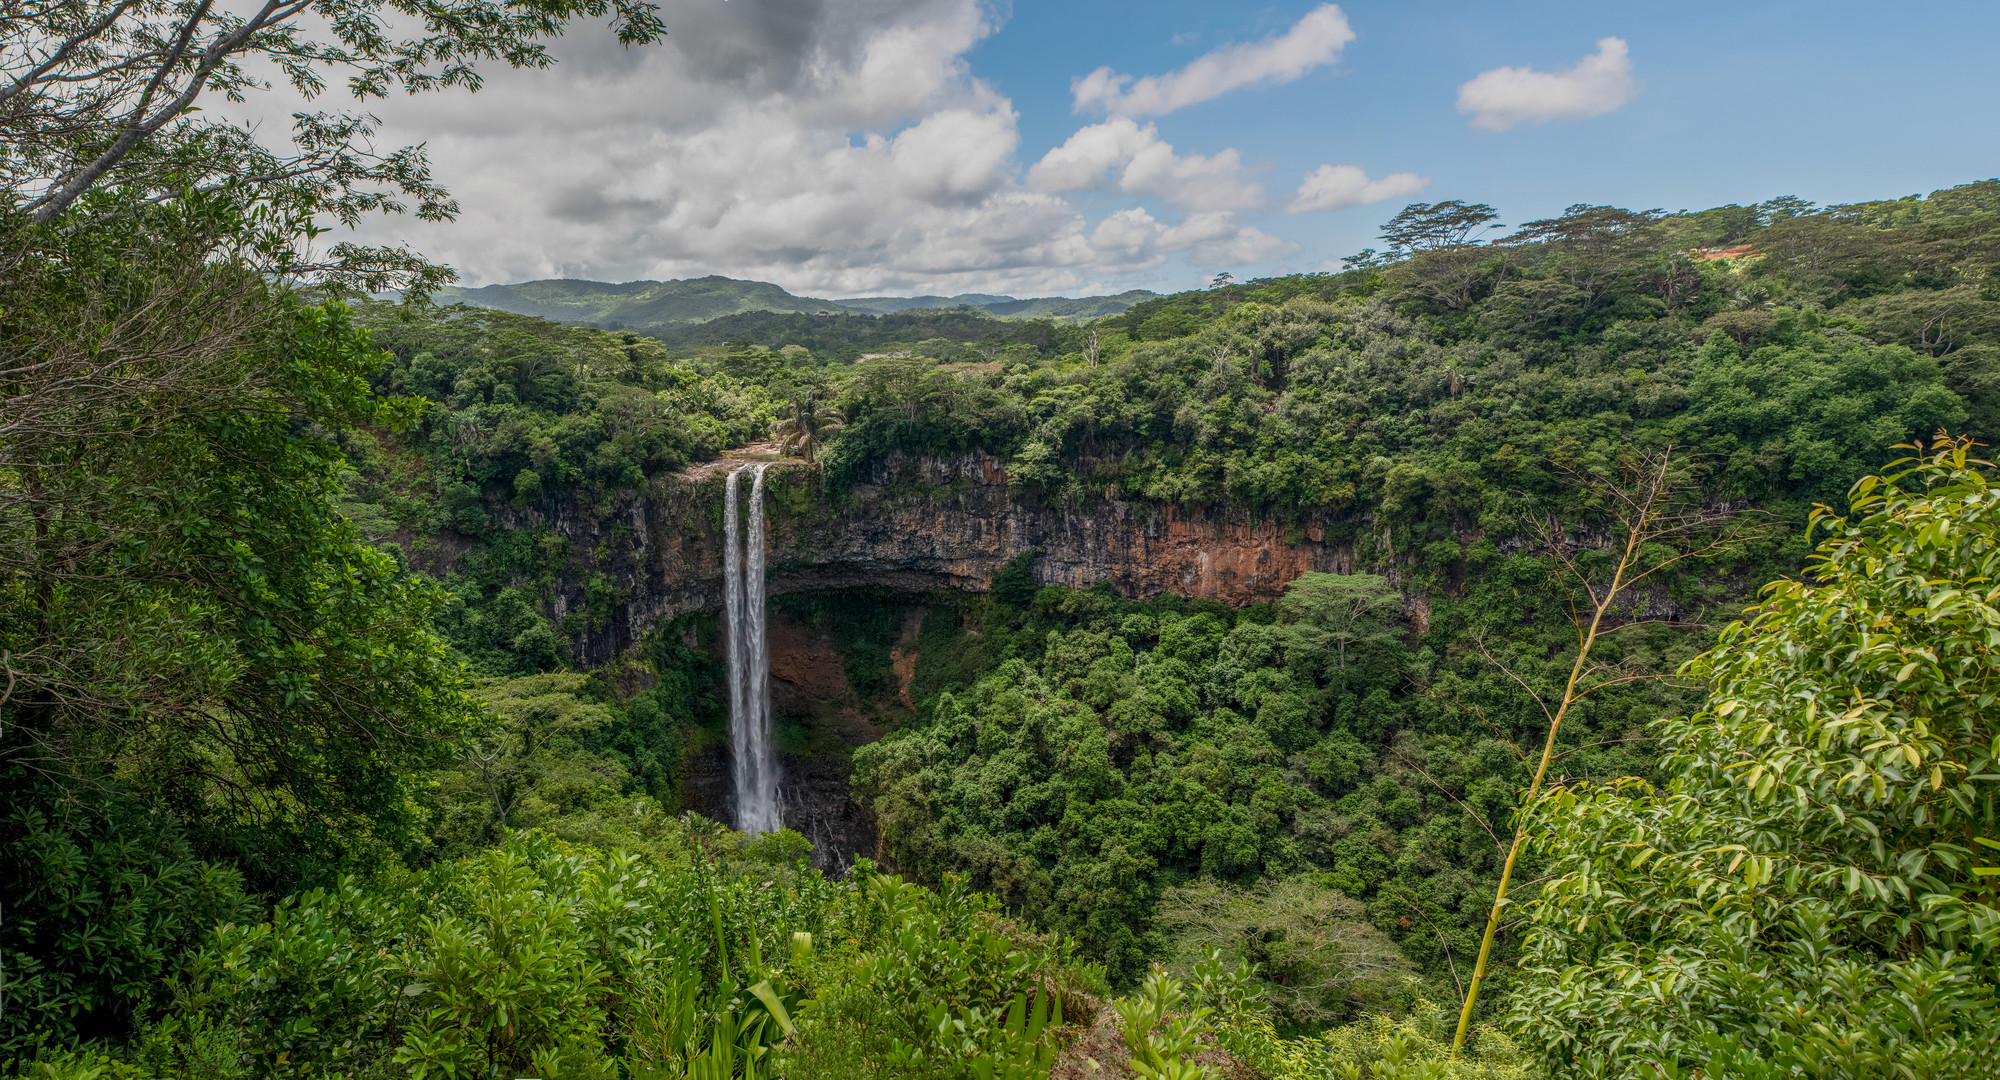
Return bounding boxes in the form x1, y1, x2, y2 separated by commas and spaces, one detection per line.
723, 467, 746, 782
723, 463, 781, 835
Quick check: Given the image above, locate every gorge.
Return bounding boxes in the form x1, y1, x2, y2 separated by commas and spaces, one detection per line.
14, 0, 2000, 1066
467, 449, 1377, 868
337, 184, 1999, 1004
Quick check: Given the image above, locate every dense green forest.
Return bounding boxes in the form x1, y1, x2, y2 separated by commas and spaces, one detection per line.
324, 181, 1999, 1017
5, 0, 2000, 1075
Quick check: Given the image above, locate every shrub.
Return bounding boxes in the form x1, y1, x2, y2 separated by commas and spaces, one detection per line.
1508, 437, 2000, 1077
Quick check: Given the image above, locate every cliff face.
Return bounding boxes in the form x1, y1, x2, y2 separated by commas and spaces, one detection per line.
673, 609, 890, 874
454, 452, 1368, 868
506, 451, 1362, 669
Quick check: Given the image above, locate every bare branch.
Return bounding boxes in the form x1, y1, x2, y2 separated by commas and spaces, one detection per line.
1472, 634, 1556, 732
1391, 745, 1504, 851
1405, 901, 1465, 1003
0, 0, 142, 106
1454, 446, 1746, 1053
1463, 700, 1531, 768
28, 0, 311, 222
1549, 737, 1660, 764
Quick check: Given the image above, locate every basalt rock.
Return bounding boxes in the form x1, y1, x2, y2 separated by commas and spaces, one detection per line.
490, 451, 1363, 671
676, 740, 878, 875
421, 451, 1369, 871
675, 610, 886, 873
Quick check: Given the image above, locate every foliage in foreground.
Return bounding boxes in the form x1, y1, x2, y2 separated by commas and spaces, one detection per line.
12, 826, 1489, 1080
15, 10, 2000, 1064
1225, 999, 1525, 1080
0, 286, 483, 1053
0, 283, 480, 886
9, 831, 1090, 1080
1508, 438, 2000, 1077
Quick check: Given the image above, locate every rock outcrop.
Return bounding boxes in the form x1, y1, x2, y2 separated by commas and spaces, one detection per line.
504, 451, 1361, 670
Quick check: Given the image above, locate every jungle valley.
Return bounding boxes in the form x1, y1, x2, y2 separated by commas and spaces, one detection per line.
5, 4, 2000, 1078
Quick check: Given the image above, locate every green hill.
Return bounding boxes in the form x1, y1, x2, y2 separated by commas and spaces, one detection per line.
830, 291, 1156, 317
834, 292, 1019, 313
437, 276, 1159, 327
979, 290, 1159, 318
436, 275, 842, 326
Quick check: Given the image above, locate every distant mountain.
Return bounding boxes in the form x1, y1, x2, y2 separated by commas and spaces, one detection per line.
977, 291, 1160, 319
434, 276, 841, 327
435, 276, 1157, 327
833, 293, 1020, 314
837, 290, 1159, 319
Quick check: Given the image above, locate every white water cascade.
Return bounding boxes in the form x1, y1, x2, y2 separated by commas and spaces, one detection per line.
723, 463, 781, 835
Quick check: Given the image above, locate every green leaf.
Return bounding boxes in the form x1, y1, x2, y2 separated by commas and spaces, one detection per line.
747, 979, 794, 1036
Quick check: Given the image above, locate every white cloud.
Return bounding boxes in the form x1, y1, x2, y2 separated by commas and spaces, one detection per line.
1025, 118, 1159, 193
1286, 164, 1429, 213
1084, 207, 1297, 267
888, 107, 1022, 201
1121, 141, 1261, 213
1456, 37, 1639, 133
1160, 212, 1299, 264
1028, 118, 1263, 212
230, 1, 1322, 295
1090, 208, 1165, 260
1072, 3, 1354, 118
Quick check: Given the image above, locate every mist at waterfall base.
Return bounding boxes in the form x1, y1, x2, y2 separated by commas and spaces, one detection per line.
722, 463, 781, 836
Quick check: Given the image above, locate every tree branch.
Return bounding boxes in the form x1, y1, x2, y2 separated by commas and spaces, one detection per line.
27, 0, 316, 222
0, 0, 144, 106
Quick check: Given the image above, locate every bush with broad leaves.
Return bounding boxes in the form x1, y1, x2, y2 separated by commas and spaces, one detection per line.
1507, 436, 2000, 1078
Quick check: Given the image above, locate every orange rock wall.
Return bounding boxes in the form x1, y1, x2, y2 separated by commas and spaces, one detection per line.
504, 453, 1361, 668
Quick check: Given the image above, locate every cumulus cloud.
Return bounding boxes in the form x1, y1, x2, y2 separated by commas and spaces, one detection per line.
1028, 118, 1263, 212
232, 0, 1328, 295
1025, 118, 1158, 193
1456, 37, 1639, 133
1089, 209, 1159, 257
1285, 164, 1429, 213
1071, 3, 1353, 118
234, 2, 1069, 294
1088, 207, 1297, 266
1160, 212, 1299, 264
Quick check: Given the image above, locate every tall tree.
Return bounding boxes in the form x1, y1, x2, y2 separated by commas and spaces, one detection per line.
1451, 448, 1735, 1051
1503, 204, 1663, 306
1508, 437, 2000, 1076
1379, 200, 1504, 311
1276, 572, 1403, 671
1379, 201, 1505, 255
3, 0, 666, 291
771, 377, 846, 464
0, 0, 675, 1052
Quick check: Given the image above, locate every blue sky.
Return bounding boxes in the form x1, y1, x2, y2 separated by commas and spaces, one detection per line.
332, 0, 2000, 297
974, 0, 2000, 283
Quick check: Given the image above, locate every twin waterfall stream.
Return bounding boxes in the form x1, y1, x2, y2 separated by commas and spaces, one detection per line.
722, 463, 781, 835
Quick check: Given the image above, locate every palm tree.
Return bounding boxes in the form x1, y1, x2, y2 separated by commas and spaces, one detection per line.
770, 392, 845, 464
